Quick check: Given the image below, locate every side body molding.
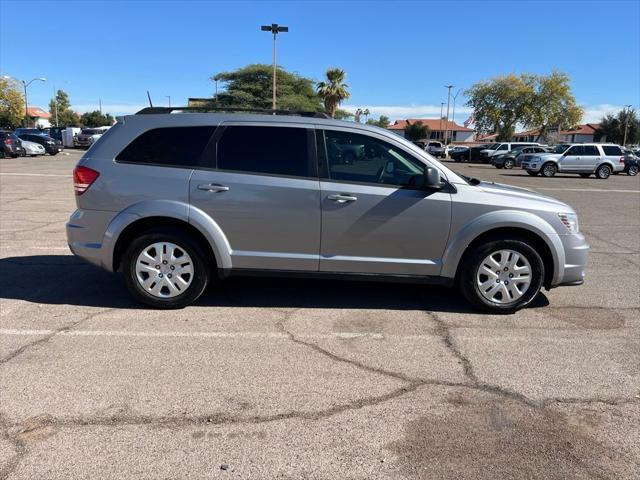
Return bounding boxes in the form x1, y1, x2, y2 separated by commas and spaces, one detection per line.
101, 200, 232, 272
439, 210, 566, 285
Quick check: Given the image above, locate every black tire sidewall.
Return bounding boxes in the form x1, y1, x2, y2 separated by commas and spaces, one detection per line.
122, 231, 210, 309
460, 239, 545, 314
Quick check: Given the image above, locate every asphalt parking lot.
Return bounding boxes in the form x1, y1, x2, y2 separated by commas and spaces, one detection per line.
0, 150, 639, 479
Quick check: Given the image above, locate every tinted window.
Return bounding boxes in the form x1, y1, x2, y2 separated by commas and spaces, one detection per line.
565, 146, 583, 156
497, 144, 508, 150
217, 126, 309, 177
116, 127, 216, 167
602, 145, 622, 156
324, 130, 424, 187
583, 145, 600, 156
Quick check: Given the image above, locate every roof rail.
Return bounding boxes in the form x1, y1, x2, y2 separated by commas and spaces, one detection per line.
135, 106, 331, 119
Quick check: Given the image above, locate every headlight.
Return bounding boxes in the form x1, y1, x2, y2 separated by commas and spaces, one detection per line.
558, 212, 579, 233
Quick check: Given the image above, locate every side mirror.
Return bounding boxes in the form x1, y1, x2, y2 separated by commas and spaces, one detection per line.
424, 167, 442, 189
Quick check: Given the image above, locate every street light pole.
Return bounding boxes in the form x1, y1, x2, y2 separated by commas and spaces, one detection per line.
53, 85, 59, 127
444, 85, 454, 144
19, 77, 47, 127
451, 88, 461, 139
166, 96, 171, 107
439, 102, 445, 140
623, 104, 632, 147
261, 23, 288, 110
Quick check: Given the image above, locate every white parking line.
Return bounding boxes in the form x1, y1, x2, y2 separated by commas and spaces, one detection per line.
0, 173, 70, 177
537, 187, 640, 194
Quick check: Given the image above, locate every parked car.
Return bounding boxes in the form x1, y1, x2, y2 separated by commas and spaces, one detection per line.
450, 146, 471, 162
44, 126, 67, 143
619, 149, 639, 176
522, 143, 625, 179
0, 130, 26, 158
15, 133, 63, 155
76, 127, 110, 149
426, 141, 446, 158
411, 141, 427, 150
67, 108, 589, 313
491, 146, 549, 169
20, 140, 46, 156
480, 142, 541, 162
14, 127, 44, 137
452, 144, 492, 162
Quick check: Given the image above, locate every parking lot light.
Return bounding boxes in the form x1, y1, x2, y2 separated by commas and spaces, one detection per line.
260, 23, 288, 110
21, 77, 47, 127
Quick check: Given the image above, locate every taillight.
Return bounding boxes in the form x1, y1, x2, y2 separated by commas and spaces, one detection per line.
4, 139, 10, 145
620, 156, 625, 164
73, 166, 100, 195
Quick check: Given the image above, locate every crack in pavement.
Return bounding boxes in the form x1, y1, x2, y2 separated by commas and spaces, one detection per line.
0, 308, 114, 366
0, 414, 26, 480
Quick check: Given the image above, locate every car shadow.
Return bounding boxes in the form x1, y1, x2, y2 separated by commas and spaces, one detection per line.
0, 255, 549, 313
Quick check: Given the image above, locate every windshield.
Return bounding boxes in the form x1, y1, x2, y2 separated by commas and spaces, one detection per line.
486, 143, 501, 150
82, 129, 103, 135
550, 144, 570, 154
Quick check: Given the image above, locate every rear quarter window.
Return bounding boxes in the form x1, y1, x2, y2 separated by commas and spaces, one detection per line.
116, 126, 216, 167
602, 145, 622, 156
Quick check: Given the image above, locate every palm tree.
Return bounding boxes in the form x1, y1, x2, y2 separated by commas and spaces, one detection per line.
317, 68, 350, 118
404, 121, 429, 141
362, 108, 370, 122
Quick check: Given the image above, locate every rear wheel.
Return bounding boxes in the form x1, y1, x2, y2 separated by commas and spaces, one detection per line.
122, 230, 210, 309
504, 159, 515, 169
595, 164, 611, 179
541, 162, 557, 177
460, 239, 544, 314
627, 165, 639, 176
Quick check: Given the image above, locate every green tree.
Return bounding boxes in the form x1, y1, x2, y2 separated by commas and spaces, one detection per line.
80, 110, 114, 127
0, 77, 25, 128
334, 108, 354, 120
366, 115, 390, 128
48, 89, 80, 126
404, 120, 429, 141
465, 74, 531, 141
316, 68, 350, 118
521, 71, 582, 142
212, 64, 322, 112
598, 109, 639, 145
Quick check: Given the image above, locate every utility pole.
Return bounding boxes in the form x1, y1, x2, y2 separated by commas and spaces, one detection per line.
99, 98, 102, 114
623, 104, 633, 147
444, 85, 454, 144
451, 88, 461, 141
17, 77, 46, 127
165, 96, 171, 107
53, 85, 59, 127
439, 102, 445, 140
261, 23, 288, 110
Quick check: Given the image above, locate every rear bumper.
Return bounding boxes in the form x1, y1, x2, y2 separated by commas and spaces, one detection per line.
66, 209, 118, 270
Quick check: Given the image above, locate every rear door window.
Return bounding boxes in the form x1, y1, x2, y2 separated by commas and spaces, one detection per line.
216, 125, 310, 178
116, 126, 216, 167
582, 146, 600, 156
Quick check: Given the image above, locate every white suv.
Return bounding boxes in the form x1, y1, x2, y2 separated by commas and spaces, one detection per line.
480, 142, 541, 162
521, 144, 625, 179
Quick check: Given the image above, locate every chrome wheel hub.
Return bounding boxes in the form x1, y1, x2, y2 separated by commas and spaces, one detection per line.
476, 249, 532, 304
135, 242, 193, 298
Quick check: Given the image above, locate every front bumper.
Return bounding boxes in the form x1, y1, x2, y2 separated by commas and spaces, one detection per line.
553, 232, 590, 288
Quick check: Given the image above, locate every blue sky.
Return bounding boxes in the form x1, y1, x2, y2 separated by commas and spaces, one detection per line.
1, 0, 638, 123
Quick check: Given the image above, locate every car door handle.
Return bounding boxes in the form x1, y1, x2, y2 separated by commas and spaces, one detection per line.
197, 183, 229, 192
328, 194, 357, 203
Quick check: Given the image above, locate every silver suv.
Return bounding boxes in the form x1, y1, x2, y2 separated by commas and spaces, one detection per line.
522, 143, 625, 179
67, 108, 589, 313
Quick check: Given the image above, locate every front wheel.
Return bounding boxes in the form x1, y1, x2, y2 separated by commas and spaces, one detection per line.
595, 164, 611, 179
504, 159, 515, 169
459, 239, 544, 314
122, 230, 210, 308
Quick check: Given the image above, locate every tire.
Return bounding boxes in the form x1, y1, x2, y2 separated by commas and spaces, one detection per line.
627, 165, 639, 176
504, 159, 515, 169
122, 229, 211, 309
595, 164, 611, 180
527, 171, 538, 176
459, 239, 545, 314
495, 164, 503, 169
541, 162, 557, 177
